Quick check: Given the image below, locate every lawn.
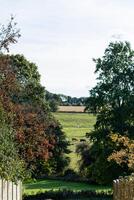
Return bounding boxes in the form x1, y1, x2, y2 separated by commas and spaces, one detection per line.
24, 179, 112, 195
53, 112, 96, 170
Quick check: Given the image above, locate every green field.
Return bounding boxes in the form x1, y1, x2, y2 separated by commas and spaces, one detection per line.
53, 113, 96, 170
24, 113, 112, 198
24, 179, 111, 195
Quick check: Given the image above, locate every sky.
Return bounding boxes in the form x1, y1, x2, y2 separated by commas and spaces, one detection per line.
1, 0, 134, 97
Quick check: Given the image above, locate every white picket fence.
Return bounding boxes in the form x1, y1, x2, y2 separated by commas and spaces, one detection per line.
0, 179, 22, 200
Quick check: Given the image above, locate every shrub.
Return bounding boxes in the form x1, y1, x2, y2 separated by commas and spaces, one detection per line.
63, 169, 80, 180
23, 189, 113, 200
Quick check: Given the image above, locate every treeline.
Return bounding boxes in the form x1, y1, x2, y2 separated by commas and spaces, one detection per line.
45, 91, 87, 112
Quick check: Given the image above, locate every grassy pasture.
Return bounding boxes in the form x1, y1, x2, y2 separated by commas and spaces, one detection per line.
53, 112, 96, 170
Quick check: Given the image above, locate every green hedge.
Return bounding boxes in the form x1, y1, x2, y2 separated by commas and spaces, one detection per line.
23, 189, 112, 200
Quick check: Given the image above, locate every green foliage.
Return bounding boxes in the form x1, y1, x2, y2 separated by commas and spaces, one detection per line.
10, 54, 47, 106
86, 41, 134, 136
0, 20, 69, 180
23, 189, 112, 200
47, 125, 70, 175
0, 104, 25, 181
45, 91, 61, 112
79, 41, 134, 184
0, 53, 70, 179
9, 54, 70, 177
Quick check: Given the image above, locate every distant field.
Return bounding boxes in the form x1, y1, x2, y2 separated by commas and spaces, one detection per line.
54, 112, 96, 170
58, 106, 85, 113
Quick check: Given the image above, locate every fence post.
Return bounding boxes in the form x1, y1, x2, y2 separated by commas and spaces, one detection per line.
113, 175, 134, 200
0, 179, 22, 200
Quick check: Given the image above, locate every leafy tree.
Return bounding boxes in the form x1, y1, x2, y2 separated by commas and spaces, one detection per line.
0, 16, 20, 52
78, 41, 134, 184
0, 19, 25, 181
34, 120, 70, 176
0, 18, 69, 178
45, 91, 62, 112
76, 142, 92, 177
1, 54, 70, 176
86, 41, 134, 136
45, 121, 70, 175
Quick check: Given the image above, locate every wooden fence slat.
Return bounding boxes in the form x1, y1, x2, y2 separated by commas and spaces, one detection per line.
113, 176, 134, 200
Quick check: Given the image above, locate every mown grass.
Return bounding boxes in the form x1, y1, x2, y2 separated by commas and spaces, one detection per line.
53, 112, 96, 169
24, 179, 112, 195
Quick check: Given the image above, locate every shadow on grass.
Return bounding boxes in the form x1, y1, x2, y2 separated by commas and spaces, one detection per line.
24, 179, 112, 192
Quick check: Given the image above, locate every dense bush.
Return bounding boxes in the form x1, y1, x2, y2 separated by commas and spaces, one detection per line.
23, 189, 112, 200
63, 169, 80, 180
0, 104, 25, 181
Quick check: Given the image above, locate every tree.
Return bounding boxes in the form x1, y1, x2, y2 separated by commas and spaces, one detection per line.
45, 91, 62, 112
87, 41, 134, 136
0, 16, 20, 52
78, 41, 134, 184
45, 120, 70, 175
76, 142, 92, 177
3, 54, 70, 176
0, 19, 26, 181
0, 18, 69, 178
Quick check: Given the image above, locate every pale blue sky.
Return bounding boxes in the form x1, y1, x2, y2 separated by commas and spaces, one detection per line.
1, 0, 134, 97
